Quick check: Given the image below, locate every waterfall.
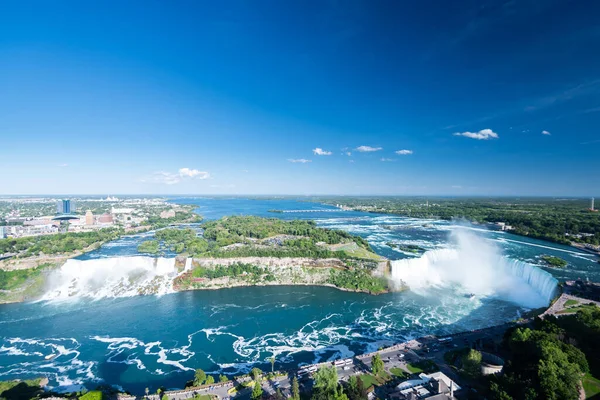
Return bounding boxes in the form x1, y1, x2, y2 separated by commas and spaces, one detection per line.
40, 256, 183, 301
503, 258, 558, 305
390, 229, 558, 308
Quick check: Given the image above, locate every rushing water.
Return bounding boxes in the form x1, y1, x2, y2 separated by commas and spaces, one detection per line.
0, 197, 598, 394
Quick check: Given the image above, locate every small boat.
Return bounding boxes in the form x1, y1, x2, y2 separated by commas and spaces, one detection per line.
45, 354, 56, 360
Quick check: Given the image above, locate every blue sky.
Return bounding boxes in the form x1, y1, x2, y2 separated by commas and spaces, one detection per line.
1, 0, 599, 196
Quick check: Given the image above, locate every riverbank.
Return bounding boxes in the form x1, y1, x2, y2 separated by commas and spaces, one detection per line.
0, 255, 394, 304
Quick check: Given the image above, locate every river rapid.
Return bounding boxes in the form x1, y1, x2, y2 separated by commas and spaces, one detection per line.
0, 197, 598, 394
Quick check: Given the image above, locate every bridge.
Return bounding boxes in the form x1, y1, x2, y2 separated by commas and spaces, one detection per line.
276, 209, 349, 213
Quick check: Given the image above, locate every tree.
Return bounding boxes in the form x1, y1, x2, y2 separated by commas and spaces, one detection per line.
291, 377, 300, 400
312, 365, 339, 400
461, 349, 482, 377
251, 381, 263, 400
219, 375, 229, 382
193, 369, 206, 386
371, 353, 384, 376
161, 396, 169, 400
345, 375, 367, 400
205, 375, 215, 385
251, 367, 262, 382
270, 356, 275, 373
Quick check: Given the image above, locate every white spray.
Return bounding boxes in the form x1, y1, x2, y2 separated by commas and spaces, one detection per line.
40, 256, 186, 301
390, 228, 558, 308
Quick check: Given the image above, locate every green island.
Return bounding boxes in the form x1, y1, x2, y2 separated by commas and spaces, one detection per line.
137, 216, 391, 294
313, 197, 600, 247
541, 254, 568, 268
386, 242, 424, 253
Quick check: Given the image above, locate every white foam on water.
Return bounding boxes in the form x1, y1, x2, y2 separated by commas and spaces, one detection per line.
0, 337, 98, 392
390, 229, 558, 308
91, 334, 197, 374
40, 256, 186, 301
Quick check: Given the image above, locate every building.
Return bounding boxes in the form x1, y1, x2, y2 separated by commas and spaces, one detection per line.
0, 226, 5, 239
160, 209, 176, 219
391, 372, 460, 400
85, 210, 94, 225
57, 199, 75, 214
97, 213, 114, 224
591, 197, 597, 212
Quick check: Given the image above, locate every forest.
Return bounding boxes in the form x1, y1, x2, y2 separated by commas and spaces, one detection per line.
488, 305, 600, 400
0, 228, 124, 257
138, 216, 378, 260
313, 197, 600, 246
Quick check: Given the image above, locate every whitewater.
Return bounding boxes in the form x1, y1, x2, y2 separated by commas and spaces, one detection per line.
40, 256, 191, 301
1, 198, 597, 395
390, 228, 558, 308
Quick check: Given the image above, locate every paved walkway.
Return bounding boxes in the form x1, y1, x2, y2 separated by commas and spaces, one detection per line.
541, 293, 600, 318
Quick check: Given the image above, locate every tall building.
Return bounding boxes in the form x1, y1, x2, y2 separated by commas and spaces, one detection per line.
592, 197, 595, 211
85, 210, 94, 225
57, 199, 75, 214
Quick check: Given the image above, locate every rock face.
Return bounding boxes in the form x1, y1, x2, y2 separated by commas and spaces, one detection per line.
175, 257, 343, 291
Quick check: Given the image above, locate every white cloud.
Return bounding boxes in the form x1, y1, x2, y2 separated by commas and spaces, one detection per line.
355, 145, 383, 152
345, 151, 352, 156
144, 167, 210, 185
453, 128, 499, 140
380, 158, 395, 162
288, 159, 312, 163
395, 149, 413, 155
58, 163, 69, 167
241, 169, 249, 173
349, 160, 355, 163
542, 130, 551, 135
312, 147, 332, 156
178, 168, 210, 179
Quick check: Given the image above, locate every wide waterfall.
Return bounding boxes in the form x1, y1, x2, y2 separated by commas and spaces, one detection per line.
390, 229, 558, 308
40, 256, 187, 301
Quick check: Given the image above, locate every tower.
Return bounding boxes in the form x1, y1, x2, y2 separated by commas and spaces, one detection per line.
592, 197, 595, 211
85, 210, 94, 225
53, 199, 79, 232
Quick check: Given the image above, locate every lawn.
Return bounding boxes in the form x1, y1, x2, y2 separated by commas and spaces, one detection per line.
406, 360, 437, 374
406, 363, 424, 374
0, 379, 43, 400
557, 304, 599, 314
390, 367, 408, 379
359, 374, 380, 389
564, 299, 579, 307
584, 373, 600, 399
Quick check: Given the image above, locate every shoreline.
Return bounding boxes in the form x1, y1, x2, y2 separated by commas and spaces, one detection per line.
0, 255, 395, 304
334, 206, 599, 257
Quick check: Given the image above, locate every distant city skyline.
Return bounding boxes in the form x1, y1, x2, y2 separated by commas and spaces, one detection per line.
1, 1, 599, 196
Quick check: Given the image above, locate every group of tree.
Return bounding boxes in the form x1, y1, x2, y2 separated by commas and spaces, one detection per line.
0, 228, 124, 257
313, 197, 600, 246
327, 269, 388, 294
190, 262, 273, 282
192, 369, 216, 387
311, 365, 348, 400
488, 306, 600, 400
202, 216, 372, 251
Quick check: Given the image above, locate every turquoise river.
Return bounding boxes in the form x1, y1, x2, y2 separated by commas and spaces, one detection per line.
0, 198, 598, 394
